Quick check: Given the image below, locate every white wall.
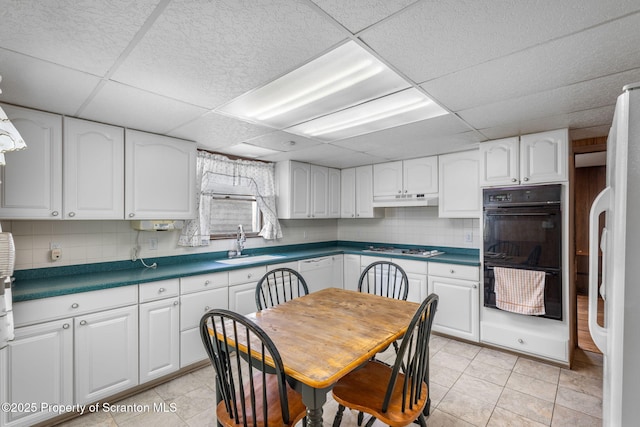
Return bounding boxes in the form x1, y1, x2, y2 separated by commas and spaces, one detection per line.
4, 207, 479, 270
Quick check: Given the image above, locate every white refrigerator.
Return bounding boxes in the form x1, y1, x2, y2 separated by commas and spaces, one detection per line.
589, 82, 640, 426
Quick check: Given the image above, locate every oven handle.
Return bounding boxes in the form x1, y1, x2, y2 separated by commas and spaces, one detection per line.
484, 212, 556, 217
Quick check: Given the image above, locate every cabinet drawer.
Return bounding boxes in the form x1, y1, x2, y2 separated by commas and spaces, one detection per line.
481, 322, 567, 362
14, 286, 138, 327
428, 262, 479, 281
228, 266, 266, 286
139, 278, 179, 303
180, 272, 228, 294
180, 288, 229, 331
393, 258, 428, 275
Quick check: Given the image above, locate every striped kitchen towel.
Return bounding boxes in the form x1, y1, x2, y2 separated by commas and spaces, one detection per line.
494, 267, 546, 316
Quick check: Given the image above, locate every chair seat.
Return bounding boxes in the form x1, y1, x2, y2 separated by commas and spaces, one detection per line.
332, 360, 427, 427
216, 372, 307, 427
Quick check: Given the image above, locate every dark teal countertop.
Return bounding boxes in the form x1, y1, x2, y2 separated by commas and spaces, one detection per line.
12, 241, 479, 302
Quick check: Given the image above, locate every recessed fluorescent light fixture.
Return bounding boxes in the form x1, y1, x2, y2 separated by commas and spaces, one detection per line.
217, 41, 447, 142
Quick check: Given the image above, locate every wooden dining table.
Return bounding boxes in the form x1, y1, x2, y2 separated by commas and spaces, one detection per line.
240, 287, 421, 427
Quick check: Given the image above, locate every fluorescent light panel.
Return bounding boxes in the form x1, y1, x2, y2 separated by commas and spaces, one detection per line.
218, 41, 447, 141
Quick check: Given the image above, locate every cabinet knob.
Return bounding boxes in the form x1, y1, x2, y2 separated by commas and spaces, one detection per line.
398, 190, 402, 193
517, 338, 524, 344
205, 306, 210, 311
472, 284, 477, 289
204, 280, 210, 286
68, 212, 76, 217
511, 178, 517, 182
79, 320, 87, 326
158, 287, 165, 292
173, 301, 179, 306
63, 323, 70, 329
52, 211, 59, 217
71, 303, 79, 309
404, 190, 408, 193
523, 177, 529, 182
352, 214, 355, 217
247, 273, 253, 279
128, 213, 135, 218
450, 269, 455, 274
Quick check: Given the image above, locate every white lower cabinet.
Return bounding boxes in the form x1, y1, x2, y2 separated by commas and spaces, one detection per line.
139, 298, 180, 383
343, 254, 361, 291
0, 319, 73, 427
179, 271, 229, 367
428, 262, 480, 342
359, 256, 428, 304
228, 266, 266, 315
75, 304, 139, 405
298, 256, 335, 293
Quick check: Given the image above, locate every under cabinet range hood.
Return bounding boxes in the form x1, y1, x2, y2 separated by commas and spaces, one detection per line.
372, 193, 439, 207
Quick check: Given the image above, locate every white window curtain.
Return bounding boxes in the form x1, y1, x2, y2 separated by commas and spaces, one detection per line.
178, 151, 282, 246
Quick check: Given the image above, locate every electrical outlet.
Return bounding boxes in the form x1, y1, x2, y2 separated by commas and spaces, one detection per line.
464, 231, 473, 243
51, 248, 62, 261
148, 238, 158, 250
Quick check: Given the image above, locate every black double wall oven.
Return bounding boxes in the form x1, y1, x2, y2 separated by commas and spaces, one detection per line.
483, 184, 563, 320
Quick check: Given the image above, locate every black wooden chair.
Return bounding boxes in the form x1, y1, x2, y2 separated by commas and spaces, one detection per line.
199, 308, 307, 427
332, 294, 439, 427
255, 267, 309, 310
358, 261, 409, 301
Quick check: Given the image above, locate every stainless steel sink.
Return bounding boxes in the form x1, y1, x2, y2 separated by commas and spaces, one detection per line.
216, 254, 285, 265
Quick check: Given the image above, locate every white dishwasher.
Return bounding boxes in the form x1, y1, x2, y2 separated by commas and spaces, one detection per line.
298, 256, 335, 293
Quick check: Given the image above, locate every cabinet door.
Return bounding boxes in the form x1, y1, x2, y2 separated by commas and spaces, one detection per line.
328, 168, 341, 218
479, 137, 519, 187
373, 161, 402, 197
331, 255, 344, 290
228, 282, 259, 315
75, 305, 138, 405
289, 161, 311, 218
343, 254, 361, 291
355, 165, 375, 218
438, 150, 480, 218
310, 164, 329, 218
520, 129, 568, 184
340, 168, 356, 218
63, 117, 124, 219
403, 156, 438, 195
405, 272, 426, 304
125, 129, 196, 220
428, 275, 479, 341
1, 319, 73, 427
0, 105, 62, 219
139, 297, 180, 384
298, 257, 334, 293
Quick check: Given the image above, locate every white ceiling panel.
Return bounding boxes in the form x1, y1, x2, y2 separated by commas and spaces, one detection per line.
360, 0, 640, 83
262, 143, 384, 168
168, 111, 273, 149
112, 0, 347, 109
421, 13, 640, 112
479, 105, 615, 140
0, 49, 101, 115
310, 0, 419, 33
242, 131, 322, 153
80, 81, 208, 134
458, 69, 640, 129
0, 0, 161, 76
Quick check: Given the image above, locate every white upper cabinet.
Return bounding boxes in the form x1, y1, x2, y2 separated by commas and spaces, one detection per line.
480, 129, 568, 187
276, 160, 339, 219
373, 157, 438, 206
439, 150, 480, 218
63, 117, 124, 219
0, 104, 63, 219
124, 129, 197, 220
341, 165, 382, 219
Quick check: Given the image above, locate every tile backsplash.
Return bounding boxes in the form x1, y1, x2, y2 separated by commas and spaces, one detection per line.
3, 206, 478, 270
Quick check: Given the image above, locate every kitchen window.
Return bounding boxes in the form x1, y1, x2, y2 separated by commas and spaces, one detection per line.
209, 194, 263, 239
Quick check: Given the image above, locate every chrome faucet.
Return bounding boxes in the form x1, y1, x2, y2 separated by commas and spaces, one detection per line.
236, 224, 246, 255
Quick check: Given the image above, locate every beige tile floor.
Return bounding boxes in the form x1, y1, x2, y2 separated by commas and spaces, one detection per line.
55, 335, 603, 427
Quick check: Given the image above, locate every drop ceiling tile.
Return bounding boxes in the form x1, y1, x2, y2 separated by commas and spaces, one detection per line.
243, 131, 322, 152
220, 143, 281, 159
168, 112, 272, 150
479, 105, 615, 140
80, 81, 208, 135
311, 0, 419, 33
113, 0, 347, 110
0, 49, 100, 115
458, 69, 640, 129
361, 0, 640, 83
261, 144, 385, 168
421, 13, 640, 112
0, 0, 160, 75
